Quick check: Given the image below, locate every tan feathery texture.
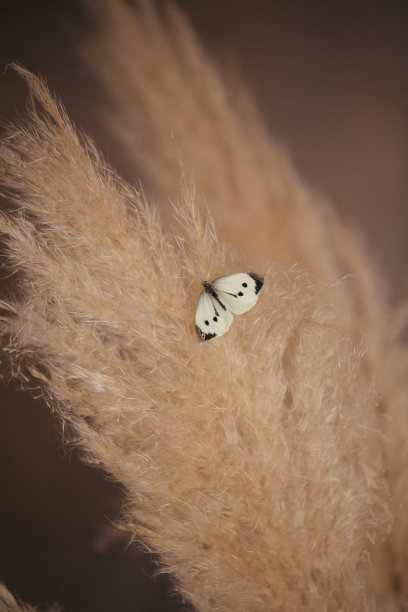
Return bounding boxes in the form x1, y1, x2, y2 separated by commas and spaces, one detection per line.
0, 64, 392, 611
84, 2, 408, 607
0, 582, 61, 612
0, 2, 406, 608
84, 0, 339, 282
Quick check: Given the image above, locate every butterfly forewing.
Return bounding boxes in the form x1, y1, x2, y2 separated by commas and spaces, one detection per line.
212, 273, 263, 314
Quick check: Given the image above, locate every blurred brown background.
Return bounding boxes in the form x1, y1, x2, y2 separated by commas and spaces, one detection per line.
0, 1, 407, 610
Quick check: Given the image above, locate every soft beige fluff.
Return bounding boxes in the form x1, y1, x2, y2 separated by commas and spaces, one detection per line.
0, 583, 61, 612
0, 3, 407, 610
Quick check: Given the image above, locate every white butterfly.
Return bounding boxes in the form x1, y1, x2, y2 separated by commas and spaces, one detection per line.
195, 273, 264, 341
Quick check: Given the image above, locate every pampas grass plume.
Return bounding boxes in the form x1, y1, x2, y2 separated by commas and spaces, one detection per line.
0, 3, 407, 609
85, 2, 408, 607
0, 583, 61, 612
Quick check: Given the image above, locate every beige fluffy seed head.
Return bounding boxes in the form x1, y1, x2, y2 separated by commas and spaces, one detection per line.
0, 582, 61, 612
85, 2, 408, 607
0, 2, 407, 610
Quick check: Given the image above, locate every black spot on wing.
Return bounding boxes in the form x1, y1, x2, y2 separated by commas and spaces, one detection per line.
195, 324, 217, 342
248, 273, 264, 294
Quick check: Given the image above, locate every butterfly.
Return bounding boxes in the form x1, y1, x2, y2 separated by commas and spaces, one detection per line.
195, 273, 264, 341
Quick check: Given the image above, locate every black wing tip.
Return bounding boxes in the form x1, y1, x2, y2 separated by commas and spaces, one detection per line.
195, 325, 217, 342
248, 273, 264, 294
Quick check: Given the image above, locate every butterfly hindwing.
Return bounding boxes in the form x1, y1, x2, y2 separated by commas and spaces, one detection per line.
195, 290, 233, 341
212, 273, 264, 314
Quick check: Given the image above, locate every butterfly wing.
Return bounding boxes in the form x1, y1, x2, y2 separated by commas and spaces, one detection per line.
212, 273, 264, 314
195, 290, 233, 341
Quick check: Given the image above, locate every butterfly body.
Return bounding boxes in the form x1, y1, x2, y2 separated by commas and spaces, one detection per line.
195, 273, 264, 341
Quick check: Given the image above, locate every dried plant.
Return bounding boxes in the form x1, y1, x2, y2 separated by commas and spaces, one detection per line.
85, 1, 408, 607
0, 2, 407, 610
0, 582, 61, 612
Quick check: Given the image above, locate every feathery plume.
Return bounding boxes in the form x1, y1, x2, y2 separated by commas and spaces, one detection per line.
84, 2, 408, 607
0, 62, 393, 610
0, 583, 61, 612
